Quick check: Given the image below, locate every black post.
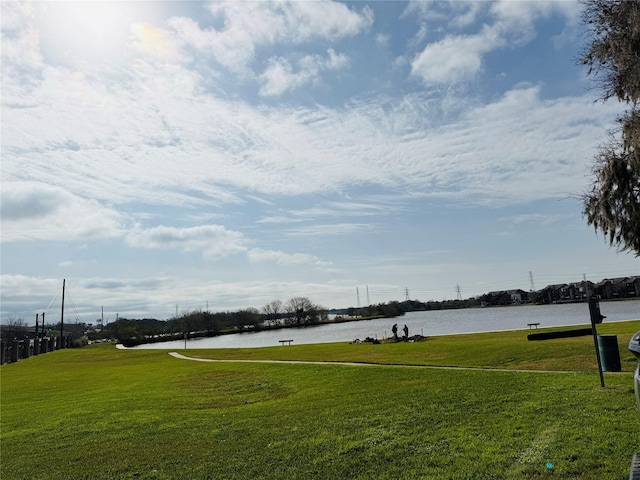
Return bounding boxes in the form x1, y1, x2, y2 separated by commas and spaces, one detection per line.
59, 279, 65, 349
589, 296, 606, 388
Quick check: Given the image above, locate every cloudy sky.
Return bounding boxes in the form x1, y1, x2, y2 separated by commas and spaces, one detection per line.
2, 0, 639, 325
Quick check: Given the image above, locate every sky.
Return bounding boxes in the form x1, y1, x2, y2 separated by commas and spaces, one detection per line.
2, 0, 639, 325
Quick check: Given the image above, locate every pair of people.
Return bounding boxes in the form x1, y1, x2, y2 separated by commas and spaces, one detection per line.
392, 323, 409, 340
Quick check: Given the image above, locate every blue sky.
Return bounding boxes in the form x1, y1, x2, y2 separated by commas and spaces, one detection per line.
2, 0, 639, 324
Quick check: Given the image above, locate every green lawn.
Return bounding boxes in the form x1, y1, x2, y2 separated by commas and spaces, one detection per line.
2, 321, 639, 479
177, 320, 640, 372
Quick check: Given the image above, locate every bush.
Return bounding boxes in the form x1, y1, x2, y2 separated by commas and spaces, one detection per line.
71, 337, 88, 348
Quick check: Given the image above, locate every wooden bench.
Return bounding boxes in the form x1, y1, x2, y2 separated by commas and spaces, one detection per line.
527, 323, 540, 329
279, 339, 293, 346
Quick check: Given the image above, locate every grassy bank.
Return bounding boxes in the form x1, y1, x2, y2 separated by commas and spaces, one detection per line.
2, 321, 639, 479
172, 320, 640, 372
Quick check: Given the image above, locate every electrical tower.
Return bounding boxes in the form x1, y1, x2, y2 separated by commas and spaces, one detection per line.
366, 285, 370, 306
356, 287, 360, 308
405, 287, 409, 301
456, 284, 462, 301
529, 271, 535, 292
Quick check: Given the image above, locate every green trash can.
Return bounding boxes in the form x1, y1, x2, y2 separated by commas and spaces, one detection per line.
597, 334, 621, 372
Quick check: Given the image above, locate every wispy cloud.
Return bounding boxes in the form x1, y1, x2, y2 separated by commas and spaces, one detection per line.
259, 48, 349, 97
248, 248, 332, 268
283, 223, 376, 237
2, 0, 637, 322
167, 1, 372, 74
501, 213, 574, 226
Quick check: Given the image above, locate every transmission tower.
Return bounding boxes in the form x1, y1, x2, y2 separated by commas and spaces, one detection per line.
405, 287, 410, 301
356, 287, 360, 308
456, 284, 462, 301
529, 271, 536, 292
366, 285, 370, 306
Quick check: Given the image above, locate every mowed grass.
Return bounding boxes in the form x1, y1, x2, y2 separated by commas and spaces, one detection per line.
1, 321, 639, 480
178, 321, 640, 373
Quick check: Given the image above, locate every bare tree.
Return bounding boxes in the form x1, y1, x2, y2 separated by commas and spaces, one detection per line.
580, 0, 640, 255
262, 299, 283, 327
4, 316, 28, 340
285, 297, 326, 326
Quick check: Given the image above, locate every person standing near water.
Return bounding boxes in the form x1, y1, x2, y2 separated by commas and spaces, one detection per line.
403, 324, 409, 339
392, 323, 398, 339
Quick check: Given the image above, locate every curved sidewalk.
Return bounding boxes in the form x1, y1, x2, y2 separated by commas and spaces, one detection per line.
169, 351, 625, 374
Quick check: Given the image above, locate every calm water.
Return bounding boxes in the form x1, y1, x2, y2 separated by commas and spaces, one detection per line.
132, 299, 640, 350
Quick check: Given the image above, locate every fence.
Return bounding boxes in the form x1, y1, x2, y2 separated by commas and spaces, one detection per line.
0, 336, 72, 365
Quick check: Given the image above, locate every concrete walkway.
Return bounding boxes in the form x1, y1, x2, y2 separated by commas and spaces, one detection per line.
168, 351, 625, 375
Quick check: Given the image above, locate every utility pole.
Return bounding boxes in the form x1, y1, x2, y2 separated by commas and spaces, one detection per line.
35, 313, 39, 338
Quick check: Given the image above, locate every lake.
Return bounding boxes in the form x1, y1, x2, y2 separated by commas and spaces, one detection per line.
132, 299, 640, 350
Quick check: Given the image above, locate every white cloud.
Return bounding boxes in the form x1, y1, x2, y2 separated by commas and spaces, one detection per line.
0, 2, 43, 71
1, 39, 621, 213
0, 273, 355, 320
375, 33, 390, 48
410, 1, 578, 86
411, 27, 501, 85
259, 48, 349, 96
1, 182, 125, 242
248, 248, 332, 267
168, 1, 372, 74
126, 225, 246, 260
284, 223, 375, 237
502, 213, 573, 226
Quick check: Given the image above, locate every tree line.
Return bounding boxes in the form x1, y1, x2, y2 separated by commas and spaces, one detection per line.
105, 297, 329, 346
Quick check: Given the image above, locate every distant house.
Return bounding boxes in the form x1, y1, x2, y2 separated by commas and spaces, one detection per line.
483, 289, 529, 305
538, 283, 586, 304
595, 277, 640, 299
507, 289, 529, 304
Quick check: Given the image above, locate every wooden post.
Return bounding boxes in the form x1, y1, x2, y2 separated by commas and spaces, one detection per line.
11, 341, 20, 363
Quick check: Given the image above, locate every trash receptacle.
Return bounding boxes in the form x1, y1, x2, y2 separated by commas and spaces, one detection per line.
597, 334, 621, 372
629, 331, 640, 410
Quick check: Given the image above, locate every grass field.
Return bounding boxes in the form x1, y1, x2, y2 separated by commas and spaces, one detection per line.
2, 321, 640, 479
